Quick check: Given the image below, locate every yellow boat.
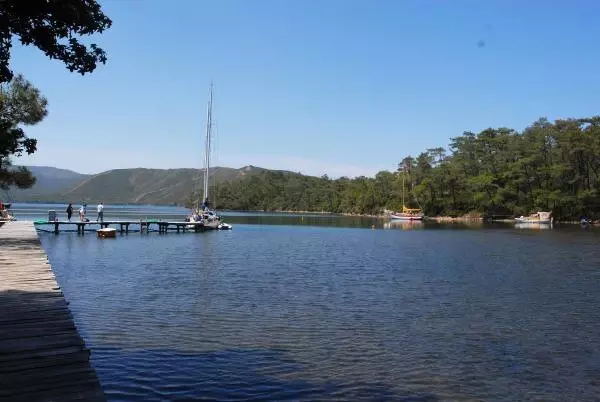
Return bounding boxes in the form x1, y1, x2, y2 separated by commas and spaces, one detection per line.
388, 166, 424, 220
389, 205, 424, 221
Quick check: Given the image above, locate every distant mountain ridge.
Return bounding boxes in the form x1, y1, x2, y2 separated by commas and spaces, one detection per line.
5, 165, 300, 205
6, 166, 91, 201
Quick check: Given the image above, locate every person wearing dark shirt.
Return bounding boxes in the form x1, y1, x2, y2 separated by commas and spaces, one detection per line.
66, 203, 73, 221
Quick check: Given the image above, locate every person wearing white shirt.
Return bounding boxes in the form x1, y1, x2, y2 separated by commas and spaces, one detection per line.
97, 202, 104, 222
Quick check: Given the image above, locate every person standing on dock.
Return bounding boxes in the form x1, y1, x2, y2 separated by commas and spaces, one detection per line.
79, 204, 86, 221
97, 202, 104, 222
66, 203, 73, 222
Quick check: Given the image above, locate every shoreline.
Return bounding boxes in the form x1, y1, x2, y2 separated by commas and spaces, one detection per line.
9, 202, 599, 224
426, 216, 484, 223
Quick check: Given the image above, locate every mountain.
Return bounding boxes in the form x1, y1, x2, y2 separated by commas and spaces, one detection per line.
6, 166, 91, 201
7, 165, 291, 205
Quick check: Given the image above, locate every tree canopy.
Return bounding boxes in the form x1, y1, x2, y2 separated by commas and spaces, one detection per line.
0, 75, 48, 189
0, 0, 112, 83
206, 116, 600, 220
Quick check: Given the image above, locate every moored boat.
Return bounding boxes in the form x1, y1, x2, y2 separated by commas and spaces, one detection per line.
514, 211, 552, 224
387, 163, 425, 221
187, 83, 232, 231
97, 227, 117, 238
389, 206, 424, 221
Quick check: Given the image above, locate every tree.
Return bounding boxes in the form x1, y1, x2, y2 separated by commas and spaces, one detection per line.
0, 75, 48, 189
0, 0, 112, 83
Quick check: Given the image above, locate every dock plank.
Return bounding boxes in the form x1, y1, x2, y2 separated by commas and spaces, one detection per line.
0, 221, 105, 401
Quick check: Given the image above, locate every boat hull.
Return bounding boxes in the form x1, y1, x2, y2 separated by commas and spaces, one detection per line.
514, 218, 551, 224
97, 228, 117, 238
515, 222, 552, 230
389, 214, 424, 221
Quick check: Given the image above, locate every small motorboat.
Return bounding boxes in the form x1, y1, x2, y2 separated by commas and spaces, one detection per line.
97, 227, 117, 238
218, 222, 232, 230
514, 211, 552, 224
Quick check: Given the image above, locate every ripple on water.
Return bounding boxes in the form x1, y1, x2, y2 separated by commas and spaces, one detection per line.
40, 225, 600, 401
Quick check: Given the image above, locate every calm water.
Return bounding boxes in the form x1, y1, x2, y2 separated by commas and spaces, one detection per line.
14, 204, 600, 400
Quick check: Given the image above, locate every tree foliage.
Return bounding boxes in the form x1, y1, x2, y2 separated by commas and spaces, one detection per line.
207, 116, 600, 220
0, 75, 48, 189
0, 0, 112, 83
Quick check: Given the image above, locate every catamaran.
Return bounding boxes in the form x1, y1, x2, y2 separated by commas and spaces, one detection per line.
187, 84, 232, 231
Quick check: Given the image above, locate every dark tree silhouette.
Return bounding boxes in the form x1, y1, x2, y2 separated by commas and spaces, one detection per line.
0, 75, 48, 189
0, 0, 112, 83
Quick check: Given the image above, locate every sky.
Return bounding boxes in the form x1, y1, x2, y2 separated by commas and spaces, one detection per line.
11, 0, 600, 178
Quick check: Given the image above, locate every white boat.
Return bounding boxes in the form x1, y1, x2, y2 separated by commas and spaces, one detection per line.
187, 84, 232, 231
514, 211, 552, 224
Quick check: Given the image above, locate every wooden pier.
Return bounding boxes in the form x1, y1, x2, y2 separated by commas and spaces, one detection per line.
0, 221, 105, 401
34, 220, 211, 234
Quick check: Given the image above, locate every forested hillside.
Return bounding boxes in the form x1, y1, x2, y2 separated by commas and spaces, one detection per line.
7, 166, 90, 200
211, 117, 600, 219
9, 116, 600, 220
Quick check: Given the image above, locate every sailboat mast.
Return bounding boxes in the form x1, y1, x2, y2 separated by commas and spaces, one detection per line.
203, 83, 213, 203
401, 170, 405, 207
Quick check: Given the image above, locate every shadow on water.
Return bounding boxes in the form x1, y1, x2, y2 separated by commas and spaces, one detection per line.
0, 288, 439, 401
94, 347, 440, 402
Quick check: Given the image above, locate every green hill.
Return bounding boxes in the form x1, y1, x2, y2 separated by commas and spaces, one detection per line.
8, 165, 295, 205
6, 166, 90, 201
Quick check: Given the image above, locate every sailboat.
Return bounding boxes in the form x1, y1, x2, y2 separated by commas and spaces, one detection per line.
388, 169, 424, 221
187, 84, 232, 231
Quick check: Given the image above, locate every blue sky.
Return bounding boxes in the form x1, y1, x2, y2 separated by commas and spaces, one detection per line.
12, 0, 600, 177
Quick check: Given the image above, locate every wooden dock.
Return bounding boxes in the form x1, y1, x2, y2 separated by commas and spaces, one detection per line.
34, 220, 212, 234
0, 221, 105, 401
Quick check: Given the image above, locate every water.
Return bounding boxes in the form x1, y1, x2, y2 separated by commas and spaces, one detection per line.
12, 204, 600, 400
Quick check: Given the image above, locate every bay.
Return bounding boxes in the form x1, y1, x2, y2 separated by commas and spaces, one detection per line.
10, 203, 600, 401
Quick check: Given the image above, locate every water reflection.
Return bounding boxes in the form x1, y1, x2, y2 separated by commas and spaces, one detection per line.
383, 220, 424, 230
514, 222, 552, 230
38, 212, 600, 400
